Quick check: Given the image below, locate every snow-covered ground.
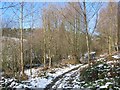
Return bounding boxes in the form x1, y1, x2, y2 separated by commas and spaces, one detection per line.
52, 62, 120, 89
1, 64, 82, 89
50, 53, 120, 89
52, 69, 81, 89
112, 53, 120, 59
25, 64, 81, 79
1, 53, 120, 89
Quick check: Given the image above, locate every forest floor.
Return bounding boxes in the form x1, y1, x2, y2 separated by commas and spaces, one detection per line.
45, 53, 120, 90
0, 63, 82, 89
0, 53, 120, 90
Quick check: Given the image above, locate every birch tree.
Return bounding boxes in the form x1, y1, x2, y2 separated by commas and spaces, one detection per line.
20, 2, 24, 76
83, 2, 90, 65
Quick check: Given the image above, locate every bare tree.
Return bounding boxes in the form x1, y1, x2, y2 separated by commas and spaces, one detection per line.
42, 9, 47, 68
30, 3, 34, 75
20, 2, 24, 76
97, 2, 118, 54
117, 1, 120, 52
83, 1, 90, 65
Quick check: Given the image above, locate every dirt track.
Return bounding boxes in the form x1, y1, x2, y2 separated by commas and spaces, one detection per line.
44, 64, 83, 90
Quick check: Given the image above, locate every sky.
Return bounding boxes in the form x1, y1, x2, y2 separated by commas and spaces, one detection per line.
0, 0, 119, 2
0, 1, 118, 34
1, 2, 46, 28
1, 2, 66, 28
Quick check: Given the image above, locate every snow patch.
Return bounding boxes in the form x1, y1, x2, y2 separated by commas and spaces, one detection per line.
112, 54, 120, 59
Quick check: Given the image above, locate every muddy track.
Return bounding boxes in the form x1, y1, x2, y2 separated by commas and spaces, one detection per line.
44, 65, 82, 90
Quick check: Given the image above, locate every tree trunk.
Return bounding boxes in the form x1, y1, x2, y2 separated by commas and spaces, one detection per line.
30, 44, 32, 75
20, 2, 24, 76
30, 3, 34, 76
108, 2, 113, 55
83, 1, 90, 65
48, 17, 52, 68
108, 35, 112, 55
48, 49, 52, 68
43, 16, 46, 68
43, 45, 46, 68
117, 1, 120, 52
74, 15, 77, 60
